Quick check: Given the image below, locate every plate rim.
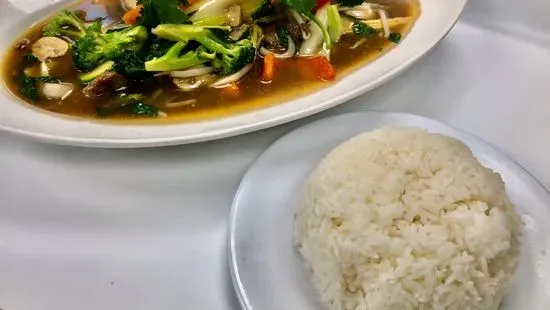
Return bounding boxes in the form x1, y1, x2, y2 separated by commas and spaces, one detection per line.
227, 110, 550, 310
0, 0, 467, 148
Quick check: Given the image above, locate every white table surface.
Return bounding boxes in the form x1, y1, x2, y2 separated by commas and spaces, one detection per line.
1, 0, 550, 309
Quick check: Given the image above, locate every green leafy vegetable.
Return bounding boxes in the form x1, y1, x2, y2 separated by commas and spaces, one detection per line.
22, 53, 38, 65
125, 102, 159, 116
96, 94, 158, 117
137, 0, 190, 28
276, 26, 289, 49
113, 51, 151, 81
252, 2, 276, 20
389, 32, 402, 43
19, 75, 38, 101
36, 76, 60, 83
352, 21, 377, 37
147, 38, 175, 60
21, 53, 39, 72
282, 0, 315, 15
42, 10, 87, 40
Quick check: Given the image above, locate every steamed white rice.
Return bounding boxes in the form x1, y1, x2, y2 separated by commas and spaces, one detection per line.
295, 127, 522, 310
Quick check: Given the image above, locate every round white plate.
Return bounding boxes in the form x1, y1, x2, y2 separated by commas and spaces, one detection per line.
0, 0, 466, 148
229, 112, 550, 310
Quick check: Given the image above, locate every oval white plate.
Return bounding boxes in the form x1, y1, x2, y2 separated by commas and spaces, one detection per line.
229, 112, 550, 310
0, 0, 466, 148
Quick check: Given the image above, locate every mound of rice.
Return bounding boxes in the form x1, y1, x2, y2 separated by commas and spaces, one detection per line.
295, 127, 522, 310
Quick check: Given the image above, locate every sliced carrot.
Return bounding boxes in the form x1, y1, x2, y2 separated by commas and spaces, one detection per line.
294, 57, 336, 81
312, 56, 336, 81
122, 5, 143, 25
262, 53, 276, 82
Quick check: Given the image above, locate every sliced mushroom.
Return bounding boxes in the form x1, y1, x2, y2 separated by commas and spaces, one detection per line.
42, 82, 74, 100
31, 37, 69, 62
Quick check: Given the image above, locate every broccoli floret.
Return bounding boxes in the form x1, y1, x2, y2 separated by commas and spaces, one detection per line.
210, 39, 255, 75
113, 51, 152, 81
110, 39, 173, 81
72, 22, 148, 71
147, 38, 175, 60
144, 41, 213, 72
42, 10, 87, 40
152, 24, 256, 75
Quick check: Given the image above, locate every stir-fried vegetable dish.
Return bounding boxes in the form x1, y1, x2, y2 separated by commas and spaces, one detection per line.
1, 0, 419, 120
